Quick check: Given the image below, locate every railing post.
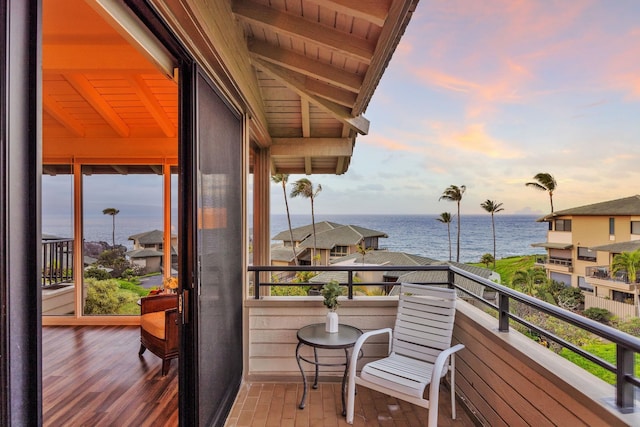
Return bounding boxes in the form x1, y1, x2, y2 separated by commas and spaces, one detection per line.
254, 269, 260, 299
498, 292, 510, 332
447, 269, 455, 290
616, 345, 635, 411
347, 271, 353, 299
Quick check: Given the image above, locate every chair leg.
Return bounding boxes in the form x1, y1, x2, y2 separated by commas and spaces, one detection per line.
450, 355, 457, 420
346, 377, 355, 424
138, 344, 146, 356
161, 358, 171, 376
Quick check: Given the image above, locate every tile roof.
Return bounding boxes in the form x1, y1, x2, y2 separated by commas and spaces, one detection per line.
271, 221, 343, 241
297, 224, 388, 249
128, 229, 176, 244
590, 241, 640, 253
332, 251, 436, 266
270, 244, 307, 262
537, 195, 640, 221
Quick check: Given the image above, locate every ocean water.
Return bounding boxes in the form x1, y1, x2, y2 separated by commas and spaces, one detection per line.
269, 214, 548, 263
43, 213, 548, 263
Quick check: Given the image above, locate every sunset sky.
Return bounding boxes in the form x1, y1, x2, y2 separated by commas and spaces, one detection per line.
275, 0, 640, 216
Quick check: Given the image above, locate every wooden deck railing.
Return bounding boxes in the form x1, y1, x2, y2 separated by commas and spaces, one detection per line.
42, 238, 74, 287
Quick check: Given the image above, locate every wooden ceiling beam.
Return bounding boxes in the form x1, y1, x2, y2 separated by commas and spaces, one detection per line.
305, 79, 357, 107
128, 75, 176, 138
65, 73, 130, 137
248, 40, 362, 93
301, 99, 311, 138
43, 93, 85, 137
313, 0, 391, 27
233, 0, 374, 64
304, 156, 312, 174
271, 138, 353, 157
253, 58, 369, 134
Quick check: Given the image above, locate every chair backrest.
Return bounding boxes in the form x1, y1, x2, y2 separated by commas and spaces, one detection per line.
392, 283, 457, 364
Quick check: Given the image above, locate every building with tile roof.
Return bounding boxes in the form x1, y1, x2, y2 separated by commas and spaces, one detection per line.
271, 221, 388, 266
533, 195, 640, 317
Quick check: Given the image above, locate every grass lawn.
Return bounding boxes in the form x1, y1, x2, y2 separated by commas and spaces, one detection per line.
560, 343, 640, 385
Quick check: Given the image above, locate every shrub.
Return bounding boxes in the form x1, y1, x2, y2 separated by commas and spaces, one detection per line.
270, 285, 310, 296
84, 278, 136, 314
557, 287, 584, 311
583, 307, 612, 323
616, 317, 640, 337
84, 266, 111, 280
97, 248, 131, 277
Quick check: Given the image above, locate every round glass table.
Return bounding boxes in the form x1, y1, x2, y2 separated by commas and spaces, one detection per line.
295, 323, 363, 416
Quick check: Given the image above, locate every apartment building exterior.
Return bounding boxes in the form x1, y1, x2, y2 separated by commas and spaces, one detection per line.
533, 195, 640, 308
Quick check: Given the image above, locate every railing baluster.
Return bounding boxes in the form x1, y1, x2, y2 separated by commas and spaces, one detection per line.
498, 292, 510, 332
254, 269, 260, 299
616, 345, 635, 410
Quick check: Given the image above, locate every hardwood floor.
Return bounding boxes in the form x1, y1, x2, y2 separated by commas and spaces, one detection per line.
43, 326, 178, 426
43, 326, 477, 426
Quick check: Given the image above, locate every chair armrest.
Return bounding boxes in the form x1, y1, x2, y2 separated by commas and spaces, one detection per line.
165, 308, 179, 349
430, 343, 465, 385
348, 328, 393, 380
140, 294, 178, 315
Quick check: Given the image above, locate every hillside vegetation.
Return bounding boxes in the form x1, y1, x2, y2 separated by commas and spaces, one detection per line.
470, 255, 537, 286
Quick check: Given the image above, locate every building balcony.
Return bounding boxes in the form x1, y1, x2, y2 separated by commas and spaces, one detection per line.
534, 255, 573, 272
42, 265, 640, 426
586, 266, 639, 291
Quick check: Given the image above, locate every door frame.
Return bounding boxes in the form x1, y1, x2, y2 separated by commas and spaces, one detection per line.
1, 0, 42, 424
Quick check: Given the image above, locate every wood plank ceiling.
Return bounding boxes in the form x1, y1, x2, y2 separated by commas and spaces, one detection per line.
231, 0, 419, 174
42, 0, 419, 176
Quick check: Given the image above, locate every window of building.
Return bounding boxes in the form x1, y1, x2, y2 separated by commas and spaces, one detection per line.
609, 217, 615, 235
555, 219, 572, 231
577, 246, 596, 261
550, 272, 571, 286
578, 277, 594, 293
330, 245, 349, 257
631, 221, 640, 235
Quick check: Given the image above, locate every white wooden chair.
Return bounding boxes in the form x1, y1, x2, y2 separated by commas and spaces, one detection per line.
346, 284, 464, 426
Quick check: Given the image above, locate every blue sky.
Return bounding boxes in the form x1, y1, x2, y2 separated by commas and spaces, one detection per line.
273, 0, 640, 216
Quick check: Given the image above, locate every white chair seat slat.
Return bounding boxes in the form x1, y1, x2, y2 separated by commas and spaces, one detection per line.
360, 354, 434, 397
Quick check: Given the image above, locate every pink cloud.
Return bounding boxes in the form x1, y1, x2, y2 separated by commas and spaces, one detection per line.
427, 122, 522, 159
361, 134, 421, 152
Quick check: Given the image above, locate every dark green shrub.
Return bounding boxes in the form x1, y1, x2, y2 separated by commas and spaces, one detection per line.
84, 266, 111, 280
583, 307, 612, 323
97, 248, 130, 277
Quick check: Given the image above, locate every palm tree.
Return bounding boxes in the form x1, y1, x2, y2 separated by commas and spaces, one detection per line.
439, 185, 466, 262
290, 178, 322, 266
511, 268, 547, 296
480, 200, 504, 269
480, 253, 494, 268
436, 212, 454, 261
355, 243, 372, 265
272, 174, 298, 265
611, 249, 640, 317
102, 207, 120, 247
525, 173, 557, 214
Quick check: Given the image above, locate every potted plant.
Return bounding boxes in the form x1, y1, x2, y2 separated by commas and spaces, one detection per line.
321, 280, 342, 333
